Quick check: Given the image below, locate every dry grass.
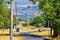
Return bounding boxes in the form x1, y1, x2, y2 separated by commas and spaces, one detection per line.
16, 26, 54, 37
31, 27, 54, 40
17, 26, 54, 40
32, 27, 54, 36
0, 36, 24, 40
15, 26, 53, 36
0, 29, 24, 40
0, 26, 55, 40
14, 26, 38, 32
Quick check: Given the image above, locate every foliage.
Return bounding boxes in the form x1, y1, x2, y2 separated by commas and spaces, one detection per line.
18, 18, 28, 22
30, 0, 60, 37
22, 23, 27, 26
30, 16, 46, 27
0, 0, 11, 28
54, 19, 60, 34
5, 0, 12, 4
30, 0, 37, 4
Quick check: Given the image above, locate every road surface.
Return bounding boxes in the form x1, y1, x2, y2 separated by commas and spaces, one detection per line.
18, 32, 49, 40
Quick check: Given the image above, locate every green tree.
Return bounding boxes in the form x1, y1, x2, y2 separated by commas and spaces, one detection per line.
3, 6, 10, 28
30, 0, 60, 37
30, 16, 46, 27
0, 0, 11, 28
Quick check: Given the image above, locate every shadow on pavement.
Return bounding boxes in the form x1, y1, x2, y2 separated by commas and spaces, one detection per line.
18, 33, 50, 40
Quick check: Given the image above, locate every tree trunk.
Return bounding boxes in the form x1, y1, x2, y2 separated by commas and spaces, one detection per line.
53, 26, 58, 37
50, 21, 52, 37
57, 34, 60, 40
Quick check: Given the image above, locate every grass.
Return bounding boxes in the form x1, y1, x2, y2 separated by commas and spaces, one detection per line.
0, 29, 24, 40
0, 36, 24, 40
32, 27, 53, 36
0, 26, 58, 40
17, 26, 54, 39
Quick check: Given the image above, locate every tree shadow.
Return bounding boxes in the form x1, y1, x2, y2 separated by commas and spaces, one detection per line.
0, 34, 19, 36
0, 34, 10, 36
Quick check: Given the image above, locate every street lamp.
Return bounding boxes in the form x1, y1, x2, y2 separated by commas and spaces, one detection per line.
27, 5, 30, 26
27, 5, 30, 31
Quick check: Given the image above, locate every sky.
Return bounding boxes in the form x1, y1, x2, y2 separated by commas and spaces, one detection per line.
13, 0, 30, 2
13, 0, 38, 13
13, 0, 39, 19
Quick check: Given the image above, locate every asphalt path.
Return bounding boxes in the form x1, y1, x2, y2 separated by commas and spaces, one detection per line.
18, 32, 49, 40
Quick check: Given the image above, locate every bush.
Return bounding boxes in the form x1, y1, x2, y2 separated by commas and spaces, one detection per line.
22, 23, 27, 26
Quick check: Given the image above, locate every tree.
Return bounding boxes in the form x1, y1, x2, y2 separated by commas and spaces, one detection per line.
30, 16, 46, 27
0, 0, 11, 28
30, 0, 60, 37
3, 6, 10, 28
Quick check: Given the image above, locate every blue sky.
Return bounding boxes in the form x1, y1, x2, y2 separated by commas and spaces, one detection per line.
13, 0, 38, 13
13, 0, 39, 19
17, 6, 38, 13
13, 0, 29, 2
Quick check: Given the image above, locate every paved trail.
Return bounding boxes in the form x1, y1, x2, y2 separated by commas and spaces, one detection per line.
19, 32, 49, 40
23, 35, 48, 40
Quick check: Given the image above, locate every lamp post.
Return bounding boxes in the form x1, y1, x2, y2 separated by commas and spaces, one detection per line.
27, 5, 30, 32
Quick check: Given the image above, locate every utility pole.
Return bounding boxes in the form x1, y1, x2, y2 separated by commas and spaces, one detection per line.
15, 1, 20, 32
10, 1, 13, 40
15, 1, 17, 29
